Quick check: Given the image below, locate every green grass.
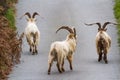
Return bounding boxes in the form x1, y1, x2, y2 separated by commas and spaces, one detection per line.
5, 8, 16, 30
114, 0, 120, 46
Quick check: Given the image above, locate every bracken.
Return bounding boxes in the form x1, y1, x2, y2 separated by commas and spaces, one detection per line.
0, 16, 22, 80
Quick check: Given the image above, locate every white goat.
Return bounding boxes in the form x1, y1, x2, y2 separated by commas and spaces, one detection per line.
20, 12, 40, 55
48, 26, 77, 74
85, 22, 117, 63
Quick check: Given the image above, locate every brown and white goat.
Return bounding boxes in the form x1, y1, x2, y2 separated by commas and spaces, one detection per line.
85, 22, 117, 64
48, 26, 77, 74
20, 12, 40, 55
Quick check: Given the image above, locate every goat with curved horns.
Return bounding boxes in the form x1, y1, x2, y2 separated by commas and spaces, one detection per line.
20, 12, 40, 55
48, 26, 77, 74
85, 22, 118, 64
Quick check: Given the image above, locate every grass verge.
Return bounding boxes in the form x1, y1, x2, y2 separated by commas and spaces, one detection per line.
114, 0, 120, 46
5, 7, 16, 29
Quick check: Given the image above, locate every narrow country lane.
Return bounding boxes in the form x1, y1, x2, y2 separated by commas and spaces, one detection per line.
9, 0, 120, 80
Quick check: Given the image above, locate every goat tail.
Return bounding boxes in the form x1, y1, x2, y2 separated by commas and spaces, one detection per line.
51, 48, 57, 57
30, 32, 40, 46
48, 48, 57, 61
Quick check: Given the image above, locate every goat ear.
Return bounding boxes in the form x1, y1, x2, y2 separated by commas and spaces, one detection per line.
26, 18, 29, 21
68, 34, 74, 39
34, 18, 37, 22
104, 28, 107, 31
98, 28, 101, 31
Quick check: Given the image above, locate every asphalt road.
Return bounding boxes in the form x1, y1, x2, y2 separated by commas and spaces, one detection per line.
9, 0, 120, 80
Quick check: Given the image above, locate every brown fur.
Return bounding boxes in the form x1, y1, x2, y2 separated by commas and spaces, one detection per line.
85, 22, 117, 64
96, 31, 111, 64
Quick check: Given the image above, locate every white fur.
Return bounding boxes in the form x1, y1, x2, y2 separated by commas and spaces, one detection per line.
24, 19, 40, 54
48, 33, 77, 74
25, 21, 40, 45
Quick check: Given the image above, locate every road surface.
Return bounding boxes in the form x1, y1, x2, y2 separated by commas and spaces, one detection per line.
9, 0, 120, 80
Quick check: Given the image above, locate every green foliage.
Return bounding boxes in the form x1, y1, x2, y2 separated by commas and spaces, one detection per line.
114, 0, 120, 18
5, 8, 16, 29
0, 0, 18, 30
114, 0, 120, 46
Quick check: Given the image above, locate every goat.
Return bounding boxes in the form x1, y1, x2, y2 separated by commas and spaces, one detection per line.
20, 12, 40, 55
48, 26, 77, 75
85, 22, 117, 63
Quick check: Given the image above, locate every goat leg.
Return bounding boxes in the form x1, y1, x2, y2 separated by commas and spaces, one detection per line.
61, 59, 65, 72
35, 45, 38, 54
32, 45, 37, 55
48, 57, 54, 75
67, 56, 73, 70
32, 45, 36, 55
56, 62, 62, 73
103, 53, 108, 64
30, 46, 32, 52
103, 49, 108, 64
98, 52, 102, 62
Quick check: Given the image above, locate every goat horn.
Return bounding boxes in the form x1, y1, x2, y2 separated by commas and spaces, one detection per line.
56, 26, 74, 34
73, 28, 76, 36
85, 23, 101, 29
25, 12, 31, 18
32, 12, 39, 18
103, 22, 119, 29
20, 12, 31, 19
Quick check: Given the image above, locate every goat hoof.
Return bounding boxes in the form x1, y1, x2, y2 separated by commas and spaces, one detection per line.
32, 52, 35, 55
105, 60, 108, 64
70, 66, 73, 70
58, 70, 62, 73
30, 48, 32, 52
98, 57, 102, 62
59, 71, 62, 73
98, 59, 101, 62
48, 72, 50, 75
70, 68, 73, 70
62, 68, 65, 72
35, 51, 38, 54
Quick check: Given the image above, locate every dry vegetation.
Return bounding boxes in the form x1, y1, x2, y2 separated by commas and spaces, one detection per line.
0, 0, 22, 80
